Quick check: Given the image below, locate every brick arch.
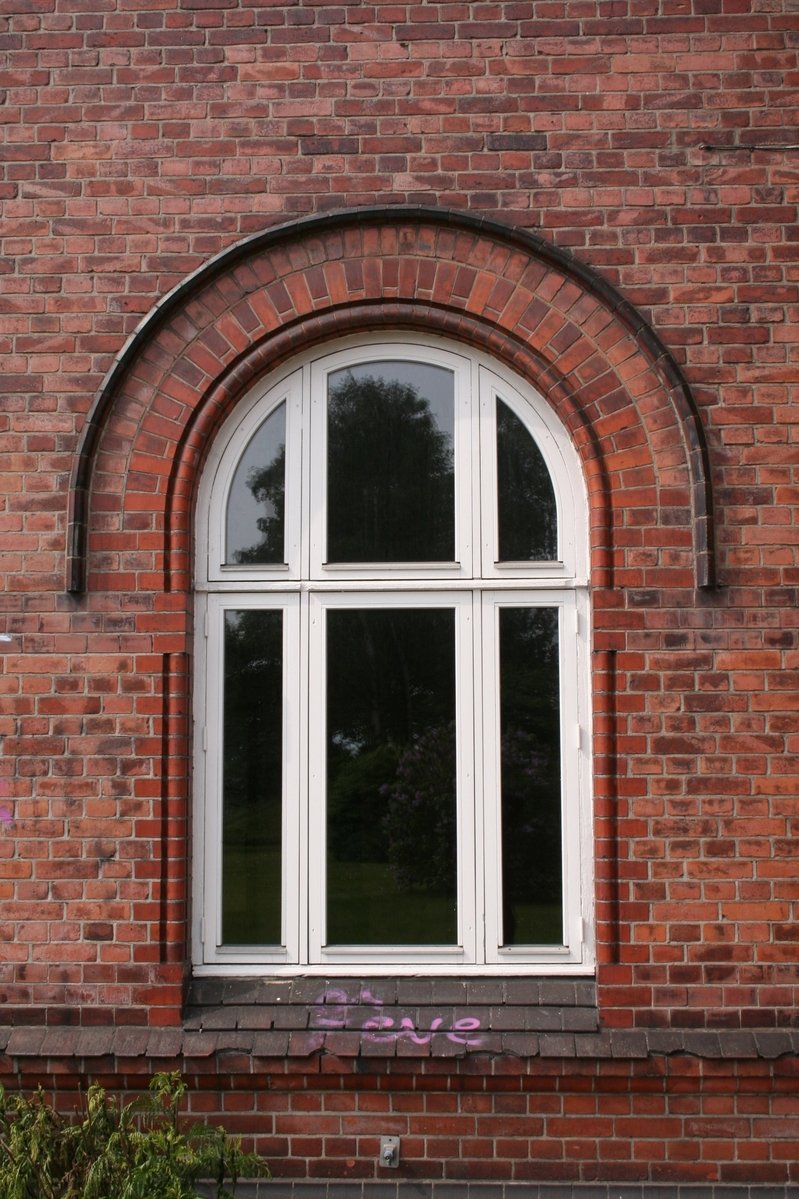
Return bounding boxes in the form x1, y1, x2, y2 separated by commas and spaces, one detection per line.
68, 206, 715, 594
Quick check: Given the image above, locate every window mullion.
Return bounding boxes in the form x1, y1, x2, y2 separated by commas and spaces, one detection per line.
561, 594, 587, 958
478, 366, 497, 580
286, 374, 305, 578
454, 355, 474, 578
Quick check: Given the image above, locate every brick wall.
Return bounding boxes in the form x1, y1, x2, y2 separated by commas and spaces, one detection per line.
8, 1046, 799, 1186
1, 0, 798, 1185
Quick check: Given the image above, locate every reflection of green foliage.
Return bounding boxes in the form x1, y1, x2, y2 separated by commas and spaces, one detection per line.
325, 859, 457, 946
326, 609, 456, 886
379, 717, 560, 917
221, 611, 283, 944
327, 373, 454, 562
501, 724, 561, 908
381, 723, 457, 894
499, 606, 562, 939
497, 400, 558, 561
222, 843, 281, 947
327, 744, 399, 864
222, 611, 282, 840
236, 373, 456, 565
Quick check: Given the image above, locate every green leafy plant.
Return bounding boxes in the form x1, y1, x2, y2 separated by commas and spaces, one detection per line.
0, 1071, 268, 1199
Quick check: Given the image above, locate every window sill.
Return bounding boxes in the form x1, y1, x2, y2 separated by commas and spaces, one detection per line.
182, 976, 599, 1058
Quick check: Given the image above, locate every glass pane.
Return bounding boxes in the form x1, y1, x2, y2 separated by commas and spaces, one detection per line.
326, 361, 455, 562
326, 608, 457, 945
498, 606, 563, 945
496, 399, 558, 561
225, 402, 286, 565
222, 609, 283, 945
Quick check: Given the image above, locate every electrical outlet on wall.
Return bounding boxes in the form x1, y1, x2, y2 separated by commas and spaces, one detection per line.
379, 1136, 400, 1168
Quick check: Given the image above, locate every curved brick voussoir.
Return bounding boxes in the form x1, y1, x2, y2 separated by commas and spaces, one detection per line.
68, 207, 715, 596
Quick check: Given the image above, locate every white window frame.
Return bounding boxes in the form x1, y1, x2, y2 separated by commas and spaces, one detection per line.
200, 593, 304, 967
308, 343, 476, 581
193, 333, 593, 975
480, 590, 590, 966
307, 590, 478, 968
205, 370, 304, 583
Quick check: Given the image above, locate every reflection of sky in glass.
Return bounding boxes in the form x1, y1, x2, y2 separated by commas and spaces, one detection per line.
225, 403, 286, 564
329, 361, 454, 444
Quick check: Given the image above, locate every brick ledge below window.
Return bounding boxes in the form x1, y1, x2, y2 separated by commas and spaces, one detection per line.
1, 974, 798, 1061
182, 975, 599, 1057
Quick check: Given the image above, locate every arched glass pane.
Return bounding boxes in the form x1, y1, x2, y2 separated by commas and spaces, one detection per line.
496, 398, 558, 562
326, 361, 455, 563
498, 606, 563, 946
225, 402, 286, 565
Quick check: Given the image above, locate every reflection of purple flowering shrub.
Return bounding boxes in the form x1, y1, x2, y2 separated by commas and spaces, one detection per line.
381, 723, 457, 893
382, 721, 561, 904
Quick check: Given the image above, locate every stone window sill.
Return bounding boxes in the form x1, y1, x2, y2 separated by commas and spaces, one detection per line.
182, 976, 599, 1058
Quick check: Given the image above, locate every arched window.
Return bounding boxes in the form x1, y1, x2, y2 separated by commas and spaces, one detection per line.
193, 335, 592, 973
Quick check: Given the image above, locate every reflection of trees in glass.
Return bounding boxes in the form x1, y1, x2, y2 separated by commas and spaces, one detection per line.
497, 399, 558, 561
327, 373, 455, 562
326, 609, 456, 866
327, 743, 399, 866
324, 603, 562, 943
326, 608, 457, 944
380, 721, 457, 894
222, 609, 283, 944
379, 713, 561, 930
226, 402, 287, 565
499, 606, 562, 944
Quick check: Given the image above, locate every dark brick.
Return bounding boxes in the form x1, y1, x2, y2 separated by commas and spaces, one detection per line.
145, 1029, 183, 1059
6, 1028, 47, 1057
539, 1034, 576, 1058
109, 1028, 149, 1057
562, 1007, 600, 1033
75, 1028, 115, 1058
199, 1006, 240, 1030
40, 1027, 82, 1056
500, 1032, 540, 1057
182, 1032, 219, 1058
525, 1008, 565, 1032
608, 1031, 649, 1059
251, 1031, 291, 1058
574, 1033, 614, 1058
486, 134, 548, 152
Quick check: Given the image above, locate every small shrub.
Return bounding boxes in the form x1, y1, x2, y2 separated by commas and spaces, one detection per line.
0, 1071, 268, 1199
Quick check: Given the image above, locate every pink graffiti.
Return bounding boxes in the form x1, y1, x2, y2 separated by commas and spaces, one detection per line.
313, 987, 483, 1047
